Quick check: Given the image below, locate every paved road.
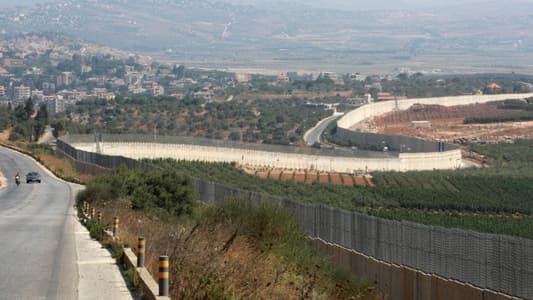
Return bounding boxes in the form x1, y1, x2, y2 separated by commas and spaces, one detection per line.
0, 146, 78, 300
303, 113, 343, 146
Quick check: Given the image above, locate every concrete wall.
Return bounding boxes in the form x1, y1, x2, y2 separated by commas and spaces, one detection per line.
333, 93, 533, 172
337, 93, 533, 129
72, 142, 401, 173
71, 142, 462, 172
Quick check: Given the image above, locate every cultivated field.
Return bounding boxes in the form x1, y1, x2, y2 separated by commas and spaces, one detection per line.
244, 167, 373, 187
368, 103, 533, 143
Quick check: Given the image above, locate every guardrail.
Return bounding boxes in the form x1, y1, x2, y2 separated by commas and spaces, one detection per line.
79, 202, 170, 300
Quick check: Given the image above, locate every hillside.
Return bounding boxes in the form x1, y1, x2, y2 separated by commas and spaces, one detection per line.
2, 0, 533, 73
78, 168, 377, 299
62, 96, 332, 145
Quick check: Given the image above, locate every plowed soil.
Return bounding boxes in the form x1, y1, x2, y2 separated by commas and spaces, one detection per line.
368, 103, 533, 143
342, 174, 355, 186
305, 172, 318, 184
318, 173, 330, 184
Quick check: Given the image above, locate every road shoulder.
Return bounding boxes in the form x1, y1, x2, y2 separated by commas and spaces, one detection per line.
0, 170, 5, 190
75, 218, 135, 300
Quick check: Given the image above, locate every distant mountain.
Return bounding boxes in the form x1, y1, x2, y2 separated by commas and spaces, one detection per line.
1, 0, 533, 73
0, 0, 51, 8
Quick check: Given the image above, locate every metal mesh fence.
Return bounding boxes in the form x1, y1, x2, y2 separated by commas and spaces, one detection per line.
56, 138, 532, 299
333, 127, 459, 152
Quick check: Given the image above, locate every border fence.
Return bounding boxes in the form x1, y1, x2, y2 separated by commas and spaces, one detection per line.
332, 127, 459, 153
57, 138, 532, 299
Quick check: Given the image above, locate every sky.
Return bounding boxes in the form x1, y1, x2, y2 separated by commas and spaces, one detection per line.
0, 0, 50, 7
0, 0, 495, 10
226, 0, 490, 10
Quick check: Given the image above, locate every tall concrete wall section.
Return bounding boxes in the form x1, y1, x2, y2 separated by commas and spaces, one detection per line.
399, 150, 463, 171
333, 93, 533, 171
71, 142, 403, 173
337, 93, 533, 129
71, 141, 461, 172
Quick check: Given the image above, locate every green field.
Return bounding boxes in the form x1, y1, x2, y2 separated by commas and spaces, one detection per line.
150, 140, 533, 240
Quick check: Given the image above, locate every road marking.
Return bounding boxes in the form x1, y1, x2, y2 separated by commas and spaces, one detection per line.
78, 259, 116, 265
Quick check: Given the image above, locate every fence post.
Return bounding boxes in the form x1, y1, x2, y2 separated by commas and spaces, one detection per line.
159, 256, 169, 297
113, 217, 119, 237
137, 237, 145, 268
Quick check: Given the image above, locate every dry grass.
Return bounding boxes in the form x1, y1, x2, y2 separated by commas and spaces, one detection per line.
33, 151, 94, 183
97, 201, 377, 300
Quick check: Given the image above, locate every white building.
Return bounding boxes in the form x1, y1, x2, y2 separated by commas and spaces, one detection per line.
321, 72, 342, 84
14, 85, 31, 101
57, 71, 73, 87
45, 96, 65, 115
151, 84, 165, 96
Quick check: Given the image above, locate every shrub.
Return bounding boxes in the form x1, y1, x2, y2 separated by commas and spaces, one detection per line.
86, 219, 105, 241
77, 167, 195, 218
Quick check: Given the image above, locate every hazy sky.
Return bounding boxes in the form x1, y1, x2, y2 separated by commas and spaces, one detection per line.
0, 0, 498, 10
0, 0, 50, 7
226, 0, 490, 10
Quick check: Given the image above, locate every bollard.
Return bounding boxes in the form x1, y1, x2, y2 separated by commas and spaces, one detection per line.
97, 211, 102, 223
90, 208, 95, 219
137, 237, 145, 268
158, 256, 169, 297
113, 217, 119, 237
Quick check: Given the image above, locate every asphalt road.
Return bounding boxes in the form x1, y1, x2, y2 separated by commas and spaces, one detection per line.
0, 146, 77, 300
303, 114, 343, 146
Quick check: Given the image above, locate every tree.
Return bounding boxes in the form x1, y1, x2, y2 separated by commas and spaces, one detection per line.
33, 104, 49, 139
51, 119, 66, 138
173, 65, 185, 79
24, 98, 35, 120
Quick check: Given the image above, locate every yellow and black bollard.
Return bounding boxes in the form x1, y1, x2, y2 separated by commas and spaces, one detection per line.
137, 237, 145, 268
97, 211, 102, 223
113, 217, 119, 237
158, 256, 169, 297
90, 208, 95, 220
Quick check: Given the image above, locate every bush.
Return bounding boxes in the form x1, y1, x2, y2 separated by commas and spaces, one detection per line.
86, 219, 105, 241
77, 167, 195, 217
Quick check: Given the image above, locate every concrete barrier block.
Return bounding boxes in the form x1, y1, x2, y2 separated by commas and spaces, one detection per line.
122, 248, 170, 300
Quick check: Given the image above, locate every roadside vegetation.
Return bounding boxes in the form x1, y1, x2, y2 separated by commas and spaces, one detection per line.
0, 98, 48, 142
78, 169, 376, 299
